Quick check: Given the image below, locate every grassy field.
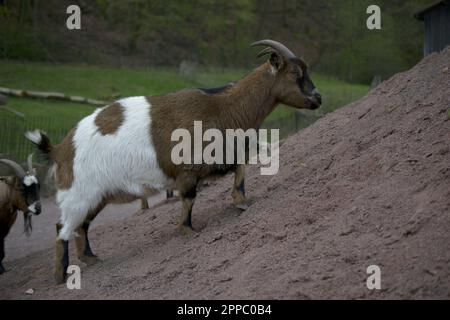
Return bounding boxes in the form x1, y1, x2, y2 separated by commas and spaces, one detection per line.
0, 61, 369, 161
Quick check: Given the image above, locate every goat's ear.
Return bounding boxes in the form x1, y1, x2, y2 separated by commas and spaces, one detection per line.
0, 176, 16, 186
269, 53, 284, 71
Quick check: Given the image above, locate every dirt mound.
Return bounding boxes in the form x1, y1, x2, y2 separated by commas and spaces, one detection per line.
0, 47, 449, 300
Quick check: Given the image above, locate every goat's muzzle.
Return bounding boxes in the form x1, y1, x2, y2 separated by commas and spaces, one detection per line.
307, 96, 321, 110
28, 201, 41, 215
307, 89, 322, 110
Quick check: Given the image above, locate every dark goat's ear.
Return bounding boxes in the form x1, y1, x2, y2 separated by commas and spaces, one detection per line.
269, 53, 283, 70
291, 57, 308, 71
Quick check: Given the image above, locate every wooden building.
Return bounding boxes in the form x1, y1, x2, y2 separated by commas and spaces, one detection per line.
415, 0, 450, 56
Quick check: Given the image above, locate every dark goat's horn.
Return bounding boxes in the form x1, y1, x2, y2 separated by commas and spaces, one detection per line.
251, 39, 297, 60
0, 159, 26, 178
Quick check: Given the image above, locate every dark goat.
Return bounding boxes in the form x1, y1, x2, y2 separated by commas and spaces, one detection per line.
0, 155, 41, 274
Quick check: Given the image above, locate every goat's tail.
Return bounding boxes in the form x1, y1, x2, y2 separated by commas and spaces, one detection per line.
25, 130, 53, 161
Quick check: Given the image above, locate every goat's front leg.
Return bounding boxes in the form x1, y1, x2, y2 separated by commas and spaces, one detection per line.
55, 223, 69, 284
0, 236, 5, 274
232, 164, 249, 210
176, 173, 198, 235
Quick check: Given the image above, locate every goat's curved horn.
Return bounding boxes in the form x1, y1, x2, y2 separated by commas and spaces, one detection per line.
251, 40, 297, 60
257, 47, 277, 58
0, 159, 26, 178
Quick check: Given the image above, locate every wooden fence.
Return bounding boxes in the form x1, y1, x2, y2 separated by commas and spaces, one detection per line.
0, 114, 75, 162
262, 111, 320, 139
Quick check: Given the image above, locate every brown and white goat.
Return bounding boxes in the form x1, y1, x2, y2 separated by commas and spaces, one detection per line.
26, 40, 321, 283
0, 155, 41, 274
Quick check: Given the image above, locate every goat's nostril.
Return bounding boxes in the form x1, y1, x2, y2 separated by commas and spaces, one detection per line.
315, 93, 322, 104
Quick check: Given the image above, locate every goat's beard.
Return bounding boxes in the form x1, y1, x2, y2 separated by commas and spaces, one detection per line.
23, 213, 32, 236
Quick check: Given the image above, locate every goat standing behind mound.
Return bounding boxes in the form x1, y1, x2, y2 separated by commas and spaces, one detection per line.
26, 40, 322, 283
0, 155, 41, 274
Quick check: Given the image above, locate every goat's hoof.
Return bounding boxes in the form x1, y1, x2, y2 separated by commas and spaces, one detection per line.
54, 271, 66, 285
79, 255, 101, 266
235, 203, 250, 211
177, 225, 196, 236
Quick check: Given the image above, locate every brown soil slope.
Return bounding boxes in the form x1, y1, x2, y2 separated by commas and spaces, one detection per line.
0, 47, 449, 300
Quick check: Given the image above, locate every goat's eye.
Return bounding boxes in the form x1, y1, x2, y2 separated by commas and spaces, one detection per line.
292, 70, 302, 78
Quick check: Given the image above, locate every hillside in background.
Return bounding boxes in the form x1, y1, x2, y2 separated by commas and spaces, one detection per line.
0, 46, 448, 300
0, 0, 431, 83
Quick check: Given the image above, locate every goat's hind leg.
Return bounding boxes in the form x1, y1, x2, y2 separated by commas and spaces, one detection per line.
75, 202, 105, 266
232, 164, 249, 210
176, 173, 198, 235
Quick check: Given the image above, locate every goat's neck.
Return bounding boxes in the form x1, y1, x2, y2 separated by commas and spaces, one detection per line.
221, 63, 277, 130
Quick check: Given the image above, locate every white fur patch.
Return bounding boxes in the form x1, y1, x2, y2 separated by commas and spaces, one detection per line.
23, 175, 38, 186
25, 130, 42, 145
57, 96, 174, 240
269, 65, 277, 75
27, 202, 37, 214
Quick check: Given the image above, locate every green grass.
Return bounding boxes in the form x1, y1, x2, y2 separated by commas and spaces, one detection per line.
0, 61, 369, 161
1, 62, 368, 119
0, 62, 201, 120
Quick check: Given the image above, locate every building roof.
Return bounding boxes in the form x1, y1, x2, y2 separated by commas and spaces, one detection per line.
415, 0, 450, 20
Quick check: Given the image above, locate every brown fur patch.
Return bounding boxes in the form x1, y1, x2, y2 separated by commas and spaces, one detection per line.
94, 103, 124, 135
52, 129, 76, 190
